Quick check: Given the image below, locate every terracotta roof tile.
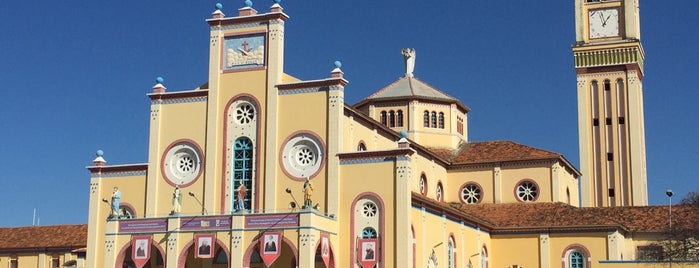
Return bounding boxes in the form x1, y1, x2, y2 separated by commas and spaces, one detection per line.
450, 202, 620, 230
585, 205, 698, 232
430, 141, 562, 164
0, 224, 87, 250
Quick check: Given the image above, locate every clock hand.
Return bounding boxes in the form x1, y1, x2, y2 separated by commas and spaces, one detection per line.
603, 14, 611, 27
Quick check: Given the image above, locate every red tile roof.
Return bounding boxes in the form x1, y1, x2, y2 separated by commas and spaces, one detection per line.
450, 202, 621, 231
0, 224, 87, 250
429, 140, 561, 164
585, 205, 698, 232
413, 192, 699, 233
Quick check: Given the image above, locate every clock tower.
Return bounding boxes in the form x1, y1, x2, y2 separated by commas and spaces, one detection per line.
573, 0, 648, 207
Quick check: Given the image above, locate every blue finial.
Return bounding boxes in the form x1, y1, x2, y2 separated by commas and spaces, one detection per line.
96, 150, 104, 157
334, 61, 342, 69
245, 0, 253, 7
400, 130, 408, 138
215, 3, 223, 10
156, 76, 164, 84
273, 0, 281, 4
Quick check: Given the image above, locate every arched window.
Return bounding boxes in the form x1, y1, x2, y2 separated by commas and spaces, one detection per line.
397, 110, 404, 127
436, 182, 444, 201
431, 112, 437, 128
419, 174, 427, 195
389, 111, 396, 127
448, 238, 455, 268
423, 111, 430, 127
438, 112, 445, 129
233, 137, 253, 210
227, 98, 259, 213
562, 244, 591, 268
362, 227, 378, 238
570, 251, 584, 268
481, 247, 488, 268
380, 111, 387, 126
357, 142, 366, 151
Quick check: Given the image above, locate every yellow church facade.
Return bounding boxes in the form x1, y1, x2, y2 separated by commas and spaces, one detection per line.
77, 1, 697, 268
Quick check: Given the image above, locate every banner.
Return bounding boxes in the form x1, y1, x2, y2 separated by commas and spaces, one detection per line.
259, 231, 282, 266
357, 238, 378, 268
195, 234, 215, 258
131, 235, 151, 268
320, 233, 331, 267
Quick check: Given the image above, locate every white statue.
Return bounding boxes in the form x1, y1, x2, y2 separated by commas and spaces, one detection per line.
401, 48, 416, 77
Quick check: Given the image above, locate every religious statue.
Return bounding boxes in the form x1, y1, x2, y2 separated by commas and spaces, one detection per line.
111, 187, 121, 218
401, 48, 416, 77
236, 183, 247, 211
171, 186, 182, 215
303, 177, 313, 209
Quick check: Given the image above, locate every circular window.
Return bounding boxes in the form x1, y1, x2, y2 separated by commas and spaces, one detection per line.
162, 141, 203, 186
362, 201, 378, 218
236, 103, 254, 125
515, 180, 539, 202
436, 183, 443, 201
460, 183, 482, 204
281, 132, 324, 180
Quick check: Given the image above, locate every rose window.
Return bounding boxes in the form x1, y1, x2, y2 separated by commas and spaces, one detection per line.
236, 104, 254, 125
516, 181, 538, 202
362, 202, 378, 218
461, 183, 482, 204
296, 147, 315, 166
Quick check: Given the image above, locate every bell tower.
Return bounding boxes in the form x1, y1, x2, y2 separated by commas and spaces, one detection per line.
573, 0, 647, 207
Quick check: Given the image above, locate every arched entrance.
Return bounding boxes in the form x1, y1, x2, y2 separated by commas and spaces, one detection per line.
243, 235, 298, 268
115, 242, 165, 268
177, 237, 230, 268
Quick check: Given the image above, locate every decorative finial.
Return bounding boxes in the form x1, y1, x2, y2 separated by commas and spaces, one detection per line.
334, 61, 342, 69
215, 3, 223, 10
153, 76, 167, 93
400, 130, 408, 138
401, 48, 416, 78
273, 0, 281, 4
245, 0, 253, 7
331, 60, 344, 78
93, 149, 107, 166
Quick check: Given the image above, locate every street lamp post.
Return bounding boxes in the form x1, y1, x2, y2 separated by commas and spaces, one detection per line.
666, 189, 673, 268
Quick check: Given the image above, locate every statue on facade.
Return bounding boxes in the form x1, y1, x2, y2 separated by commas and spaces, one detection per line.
110, 187, 121, 218
303, 177, 313, 209
171, 186, 182, 215
236, 183, 247, 211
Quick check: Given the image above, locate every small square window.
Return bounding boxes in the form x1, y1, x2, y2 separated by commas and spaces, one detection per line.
607, 153, 613, 161
605, 118, 612, 125
608, 189, 615, 197
618, 117, 625, 124
593, 118, 599, 126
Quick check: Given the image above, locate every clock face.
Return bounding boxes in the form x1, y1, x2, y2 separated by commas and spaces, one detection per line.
588, 8, 619, 39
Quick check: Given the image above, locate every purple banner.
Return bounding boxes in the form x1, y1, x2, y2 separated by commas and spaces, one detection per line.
245, 214, 299, 228
119, 219, 168, 233
181, 216, 232, 230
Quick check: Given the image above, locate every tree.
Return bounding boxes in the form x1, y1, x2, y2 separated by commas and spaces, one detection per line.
641, 191, 699, 262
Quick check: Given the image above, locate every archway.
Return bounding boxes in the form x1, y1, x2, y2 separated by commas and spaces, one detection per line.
115, 242, 165, 268
243, 235, 298, 268
177, 237, 230, 268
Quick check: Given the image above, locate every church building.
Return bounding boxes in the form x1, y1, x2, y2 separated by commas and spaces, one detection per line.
20, 1, 689, 268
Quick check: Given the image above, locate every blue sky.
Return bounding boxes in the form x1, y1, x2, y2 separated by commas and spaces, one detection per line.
0, 1, 697, 227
